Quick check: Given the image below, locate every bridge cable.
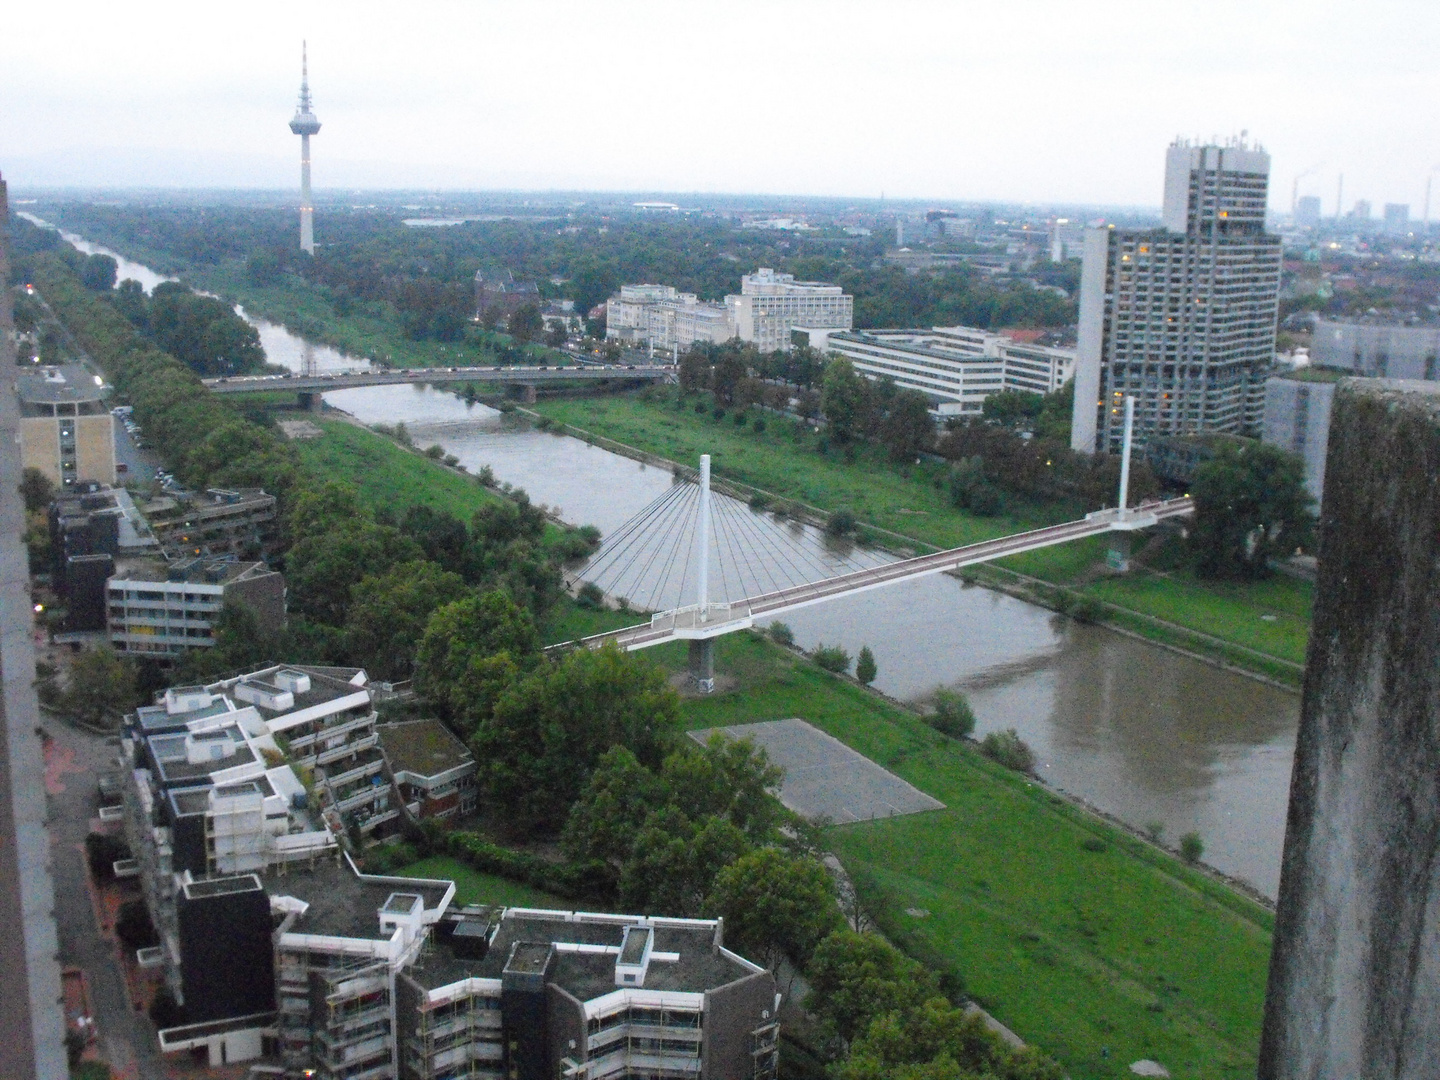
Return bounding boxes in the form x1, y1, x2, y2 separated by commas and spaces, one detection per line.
644, 484, 700, 612
626, 483, 699, 613
711, 495, 794, 598
599, 482, 699, 608
581, 481, 695, 589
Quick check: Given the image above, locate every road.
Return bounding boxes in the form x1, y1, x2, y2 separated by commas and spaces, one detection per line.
44, 709, 163, 1080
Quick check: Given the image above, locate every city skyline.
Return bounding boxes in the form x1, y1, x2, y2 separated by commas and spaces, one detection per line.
2, 0, 1437, 210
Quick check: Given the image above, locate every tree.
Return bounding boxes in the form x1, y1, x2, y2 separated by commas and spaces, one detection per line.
414, 590, 539, 722
822, 358, 866, 444
838, 999, 1065, 1080
476, 643, 679, 833
545, 322, 568, 348
62, 647, 138, 730
808, 930, 938, 1047
706, 847, 840, 970
619, 808, 749, 916
712, 351, 748, 407
508, 303, 543, 344
662, 734, 785, 842
981, 389, 1044, 429
879, 390, 934, 462
678, 350, 710, 394
79, 252, 118, 291
929, 688, 976, 738
855, 646, 878, 686
344, 561, 467, 680
285, 523, 423, 626
20, 467, 55, 512
561, 745, 668, 870
1190, 440, 1314, 580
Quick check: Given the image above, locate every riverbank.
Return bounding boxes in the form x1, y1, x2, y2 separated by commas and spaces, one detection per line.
526, 392, 1311, 683
299, 406, 1272, 1077
651, 632, 1271, 1079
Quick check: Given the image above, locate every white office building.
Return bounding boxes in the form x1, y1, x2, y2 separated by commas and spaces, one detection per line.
1070, 139, 1282, 455
605, 284, 735, 352
727, 268, 853, 353
810, 326, 1075, 417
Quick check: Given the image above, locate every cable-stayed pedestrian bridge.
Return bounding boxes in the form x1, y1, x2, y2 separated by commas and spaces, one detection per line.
569, 497, 1193, 657
557, 396, 1190, 689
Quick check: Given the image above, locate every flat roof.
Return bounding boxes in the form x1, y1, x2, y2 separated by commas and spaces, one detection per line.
411, 912, 750, 1001
17, 364, 108, 405
264, 860, 450, 941
376, 719, 473, 779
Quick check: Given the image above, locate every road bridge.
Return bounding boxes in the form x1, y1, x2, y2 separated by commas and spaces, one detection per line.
203, 364, 675, 403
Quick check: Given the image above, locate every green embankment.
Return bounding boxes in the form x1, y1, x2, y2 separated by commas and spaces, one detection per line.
397, 855, 565, 908
312, 409, 1271, 1078
529, 394, 1312, 673
288, 417, 639, 644
658, 632, 1272, 1080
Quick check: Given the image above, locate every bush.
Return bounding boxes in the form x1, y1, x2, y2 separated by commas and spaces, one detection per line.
424, 444, 445, 460
448, 831, 611, 899
733, 412, 747, 427
576, 582, 605, 609
856, 645, 877, 686
980, 728, 1036, 774
753, 419, 766, 434
1070, 597, 1105, 624
812, 644, 851, 673
968, 482, 1004, 516
362, 842, 418, 874
1145, 820, 1165, 843
748, 492, 771, 511
825, 509, 857, 537
476, 464, 496, 486
712, 408, 726, 421
1179, 831, 1205, 864
84, 832, 131, 881
73, 1059, 113, 1080
928, 687, 976, 738
116, 899, 159, 949
767, 622, 795, 647
694, 400, 707, 414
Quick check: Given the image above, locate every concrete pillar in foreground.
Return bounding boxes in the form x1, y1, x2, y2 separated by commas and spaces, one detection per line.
1259, 379, 1440, 1079
688, 639, 715, 694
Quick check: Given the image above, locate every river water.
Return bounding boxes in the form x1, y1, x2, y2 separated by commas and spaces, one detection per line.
49, 225, 1300, 899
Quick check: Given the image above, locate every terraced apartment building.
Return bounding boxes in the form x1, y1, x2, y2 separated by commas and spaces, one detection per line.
1071, 139, 1283, 454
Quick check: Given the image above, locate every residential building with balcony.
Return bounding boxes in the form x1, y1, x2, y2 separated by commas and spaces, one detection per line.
377, 719, 477, 821
17, 363, 115, 488
1309, 317, 1440, 381
140, 487, 278, 559
1070, 138, 1282, 455
107, 556, 285, 655
727, 268, 852, 353
809, 326, 1075, 417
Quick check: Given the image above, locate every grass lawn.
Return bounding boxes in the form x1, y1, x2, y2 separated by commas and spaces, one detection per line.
396, 855, 566, 908
531, 392, 1312, 671
648, 632, 1271, 1080
290, 417, 506, 520
290, 416, 644, 647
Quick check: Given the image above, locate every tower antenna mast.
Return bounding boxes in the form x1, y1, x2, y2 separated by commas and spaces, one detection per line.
288, 41, 322, 255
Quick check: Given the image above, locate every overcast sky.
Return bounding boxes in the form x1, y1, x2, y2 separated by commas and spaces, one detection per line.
3, 0, 1437, 211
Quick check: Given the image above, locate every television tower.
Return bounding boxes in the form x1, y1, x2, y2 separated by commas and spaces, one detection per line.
288, 42, 321, 254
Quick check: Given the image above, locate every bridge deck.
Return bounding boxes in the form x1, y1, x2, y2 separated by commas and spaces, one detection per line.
204, 364, 674, 393
560, 497, 1195, 653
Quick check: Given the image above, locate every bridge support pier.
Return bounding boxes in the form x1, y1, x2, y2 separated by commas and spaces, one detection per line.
688, 639, 715, 694
507, 383, 537, 404
297, 391, 323, 413
1106, 533, 1131, 573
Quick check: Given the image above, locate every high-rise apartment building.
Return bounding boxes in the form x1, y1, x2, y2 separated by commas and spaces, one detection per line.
1070, 139, 1282, 455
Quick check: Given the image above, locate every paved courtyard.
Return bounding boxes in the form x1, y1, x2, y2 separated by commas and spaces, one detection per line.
690, 718, 944, 824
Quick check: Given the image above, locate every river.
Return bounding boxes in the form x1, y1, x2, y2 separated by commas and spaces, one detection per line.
50, 225, 1299, 899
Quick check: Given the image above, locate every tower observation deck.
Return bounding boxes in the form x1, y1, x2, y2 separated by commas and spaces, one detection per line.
288, 42, 321, 255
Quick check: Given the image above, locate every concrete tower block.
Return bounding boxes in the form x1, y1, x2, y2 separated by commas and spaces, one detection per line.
1259, 379, 1440, 1079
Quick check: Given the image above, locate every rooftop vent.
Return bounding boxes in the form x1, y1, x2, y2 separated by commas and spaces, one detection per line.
273, 669, 311, 695
164, 686, 213, 715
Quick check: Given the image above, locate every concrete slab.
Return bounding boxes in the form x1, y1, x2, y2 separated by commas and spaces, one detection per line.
690, 718, 944, 824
